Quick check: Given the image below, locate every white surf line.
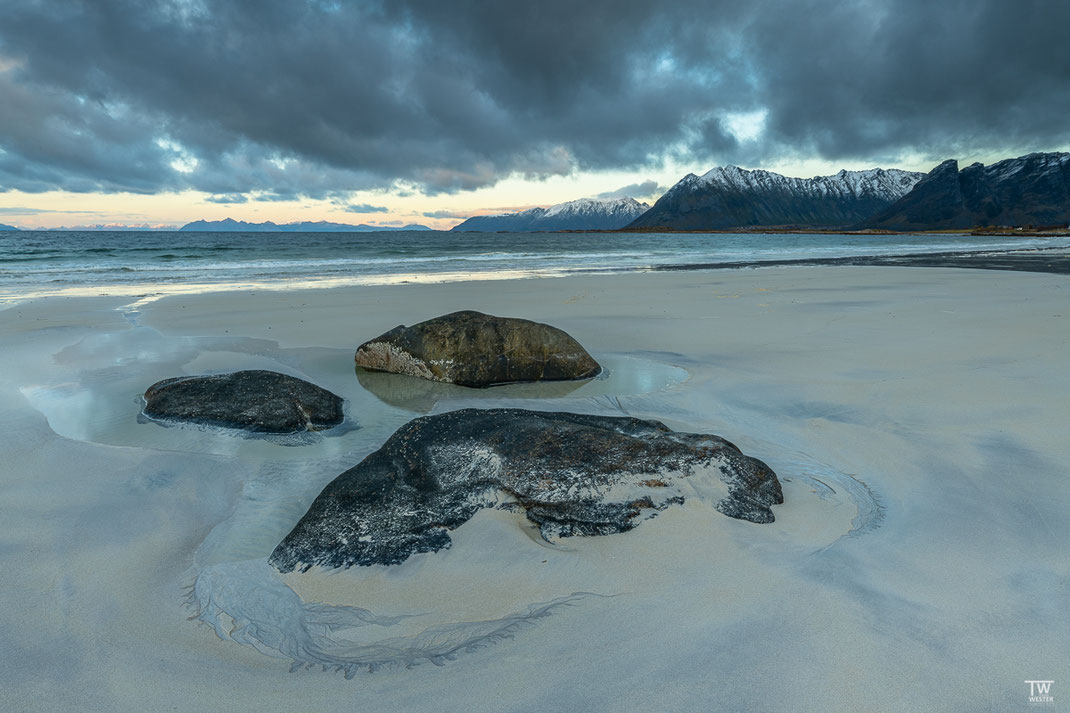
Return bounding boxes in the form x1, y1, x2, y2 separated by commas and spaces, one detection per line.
4, 263, 647, 311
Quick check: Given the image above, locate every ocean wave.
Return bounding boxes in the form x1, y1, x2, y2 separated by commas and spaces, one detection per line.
0, 250, 660, 277
3, 232, 1068, 302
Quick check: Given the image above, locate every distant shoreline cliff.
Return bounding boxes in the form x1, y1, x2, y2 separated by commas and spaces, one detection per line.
179, 218, 431, 232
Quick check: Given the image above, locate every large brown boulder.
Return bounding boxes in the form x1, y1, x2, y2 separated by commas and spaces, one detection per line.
143, 370, 345, 434
354, 310, 601, 387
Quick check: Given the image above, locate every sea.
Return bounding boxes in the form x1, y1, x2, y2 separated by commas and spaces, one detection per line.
2, 229, 1068, 304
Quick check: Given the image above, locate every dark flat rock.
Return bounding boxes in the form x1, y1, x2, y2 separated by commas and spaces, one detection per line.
143, 370, 344, 433
270, 408, 782, 572
354, 310, 601, 387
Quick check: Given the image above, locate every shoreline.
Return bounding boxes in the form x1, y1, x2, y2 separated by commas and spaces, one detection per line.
4, 244, 1068, 311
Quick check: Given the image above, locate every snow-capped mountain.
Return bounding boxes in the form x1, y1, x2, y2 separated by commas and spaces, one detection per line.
863, 152, 1070, 230
451, 197, 649, 231
628, 165, 924, 230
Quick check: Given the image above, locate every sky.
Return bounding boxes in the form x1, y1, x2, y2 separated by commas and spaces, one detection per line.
1, 0, 1068, 230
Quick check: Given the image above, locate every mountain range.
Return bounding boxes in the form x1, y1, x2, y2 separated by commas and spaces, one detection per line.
627, 166, 924, 230
451, 197, 649, 231
7, 153, 1068, 233
862, 153, 1070, 230
179, 218, 431, 232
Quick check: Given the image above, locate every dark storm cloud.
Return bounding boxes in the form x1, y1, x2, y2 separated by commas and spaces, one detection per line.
343, 203, 389, 214
597, 180, 666, 200
204, 193, 248, 204
422, 210, 472, 219
0, 0, 1067, 197
748, 0, 1070, 162
0, 205, 102, 214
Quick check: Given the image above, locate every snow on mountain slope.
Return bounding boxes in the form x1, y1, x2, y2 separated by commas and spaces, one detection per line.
452, 197, 649, 231
690, 165, 922, 200
630, 165, 925, 230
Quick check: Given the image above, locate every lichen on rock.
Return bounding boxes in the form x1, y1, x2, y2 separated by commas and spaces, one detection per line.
354, 310, 601, 387
270, 408, 782, 572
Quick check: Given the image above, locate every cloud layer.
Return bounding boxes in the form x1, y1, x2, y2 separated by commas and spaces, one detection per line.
597, 180, 666, 200
0, 0, 1067, 199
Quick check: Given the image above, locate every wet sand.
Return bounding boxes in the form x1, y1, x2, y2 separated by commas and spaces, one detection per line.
0, 265, 1067, 712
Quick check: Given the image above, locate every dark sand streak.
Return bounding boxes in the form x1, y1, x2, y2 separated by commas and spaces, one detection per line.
652, 247, 1070, 275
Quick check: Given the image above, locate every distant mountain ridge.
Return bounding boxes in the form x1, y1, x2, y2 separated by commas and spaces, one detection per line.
451, 197, 649, 231
180, 218, 431, 232
628, 166, 924, 230
862, 152, 1070, 230
0, 223, 18, 231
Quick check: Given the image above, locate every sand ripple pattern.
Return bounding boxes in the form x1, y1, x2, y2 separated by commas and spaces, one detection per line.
790, 459, 884, 544
187, 560, 592, 678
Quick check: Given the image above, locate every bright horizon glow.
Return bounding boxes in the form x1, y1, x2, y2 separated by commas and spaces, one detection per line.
0, 149, 1055, 231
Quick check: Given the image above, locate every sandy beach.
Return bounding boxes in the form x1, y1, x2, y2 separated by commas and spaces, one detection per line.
1, 264, 1067, 712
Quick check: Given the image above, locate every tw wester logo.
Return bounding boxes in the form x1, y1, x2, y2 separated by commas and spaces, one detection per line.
1025, 680, 1054, 705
